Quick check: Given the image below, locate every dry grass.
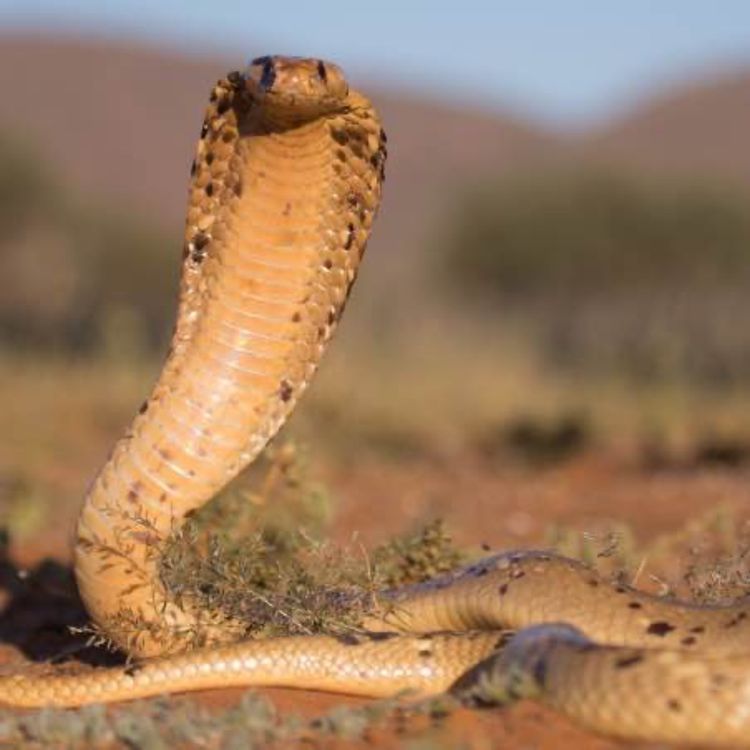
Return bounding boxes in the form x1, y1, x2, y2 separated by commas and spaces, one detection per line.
159, 444, 466, 639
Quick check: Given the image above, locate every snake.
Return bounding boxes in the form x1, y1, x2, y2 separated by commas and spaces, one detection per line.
3, 55, 750, 748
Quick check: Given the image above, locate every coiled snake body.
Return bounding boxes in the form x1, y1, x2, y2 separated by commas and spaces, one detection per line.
5, 56, 750, 747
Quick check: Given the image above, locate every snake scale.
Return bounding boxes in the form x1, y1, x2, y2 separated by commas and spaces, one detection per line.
4, 56, 750, 747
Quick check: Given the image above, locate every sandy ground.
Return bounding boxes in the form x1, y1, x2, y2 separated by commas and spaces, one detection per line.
1, 451, 748, 748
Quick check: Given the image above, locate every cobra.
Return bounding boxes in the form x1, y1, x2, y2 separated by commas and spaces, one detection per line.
4, 56, 750, 748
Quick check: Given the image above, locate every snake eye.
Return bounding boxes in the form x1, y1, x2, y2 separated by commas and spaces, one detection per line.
260, 59, 276, 90
249, 55, 276, 91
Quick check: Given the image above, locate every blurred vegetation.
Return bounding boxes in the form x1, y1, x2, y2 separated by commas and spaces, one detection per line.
440, 171, 750, 386
0, 131, 177, 355
4, 129, 750, 466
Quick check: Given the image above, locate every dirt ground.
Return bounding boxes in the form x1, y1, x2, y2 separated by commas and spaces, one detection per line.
2, 449, 749, 748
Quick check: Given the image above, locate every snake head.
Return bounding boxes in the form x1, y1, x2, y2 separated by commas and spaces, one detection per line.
244, 55, 350, 118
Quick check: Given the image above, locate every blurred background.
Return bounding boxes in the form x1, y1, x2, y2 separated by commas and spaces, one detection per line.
2, 2, 750, 550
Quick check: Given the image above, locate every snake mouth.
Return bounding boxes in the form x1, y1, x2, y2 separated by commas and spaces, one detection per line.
244, 55, 350, 118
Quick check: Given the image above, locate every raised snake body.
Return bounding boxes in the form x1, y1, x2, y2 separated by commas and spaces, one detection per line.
4, 56, 750, 747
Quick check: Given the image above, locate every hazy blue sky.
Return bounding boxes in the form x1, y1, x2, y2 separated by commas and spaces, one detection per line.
2, 1, 749, 125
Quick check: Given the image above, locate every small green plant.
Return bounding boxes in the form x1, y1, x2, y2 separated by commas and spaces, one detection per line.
159, 443, 467, 639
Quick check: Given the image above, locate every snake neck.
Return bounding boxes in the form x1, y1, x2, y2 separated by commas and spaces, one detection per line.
74, 75, 386, 658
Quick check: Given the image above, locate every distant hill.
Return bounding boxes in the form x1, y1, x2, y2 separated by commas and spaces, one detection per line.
583, 68, 750, 187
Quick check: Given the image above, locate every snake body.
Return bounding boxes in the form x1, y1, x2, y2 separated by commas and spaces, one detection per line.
4, 56, 750, 747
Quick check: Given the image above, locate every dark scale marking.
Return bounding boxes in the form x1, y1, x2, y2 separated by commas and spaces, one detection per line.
327, 310, 336, 325
615, 654, 644, 669
587, 579, 599, 587
227, 70, 244, 88
138, 401, 149, 415
367, 631, 398, 642
200, 121, 209, 139
615, 586, 627, 594
681, 636, 697, 646
418, 649, 432, 658
205, 152, 214, 166
283, 202, 292, 217
317, 326, 326, 340
494, 632, 513, 650
628, 601, 642, 609
279, 380, 293, 402
316, 60, 327, 82
216, 98, 231, 116
724, 611, 748, 628
646, 621, 676, 637
690, 625, 706, 634
333, 130, 348, 146
126, 481, 142, 504
233, 180, 243, 198
323, 259, 333, 270
222, 131, 234, 143
205, 183, 214, 197
344, 223, 355, 250
190, 232, 210, 264
194, 232, 210, 251
336, 633, 363, 646
666, 699, 682, 713
190, 159, 197, 176
291, 312, 302, 323
498, 583, 508, 596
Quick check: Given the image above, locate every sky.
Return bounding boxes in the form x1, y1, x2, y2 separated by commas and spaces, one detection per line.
2, 1, 750, 126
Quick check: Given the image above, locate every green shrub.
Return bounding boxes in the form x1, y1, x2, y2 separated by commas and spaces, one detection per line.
439, 171, 750, 384
441, 171, 750, 298
0, 130, 176, 354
